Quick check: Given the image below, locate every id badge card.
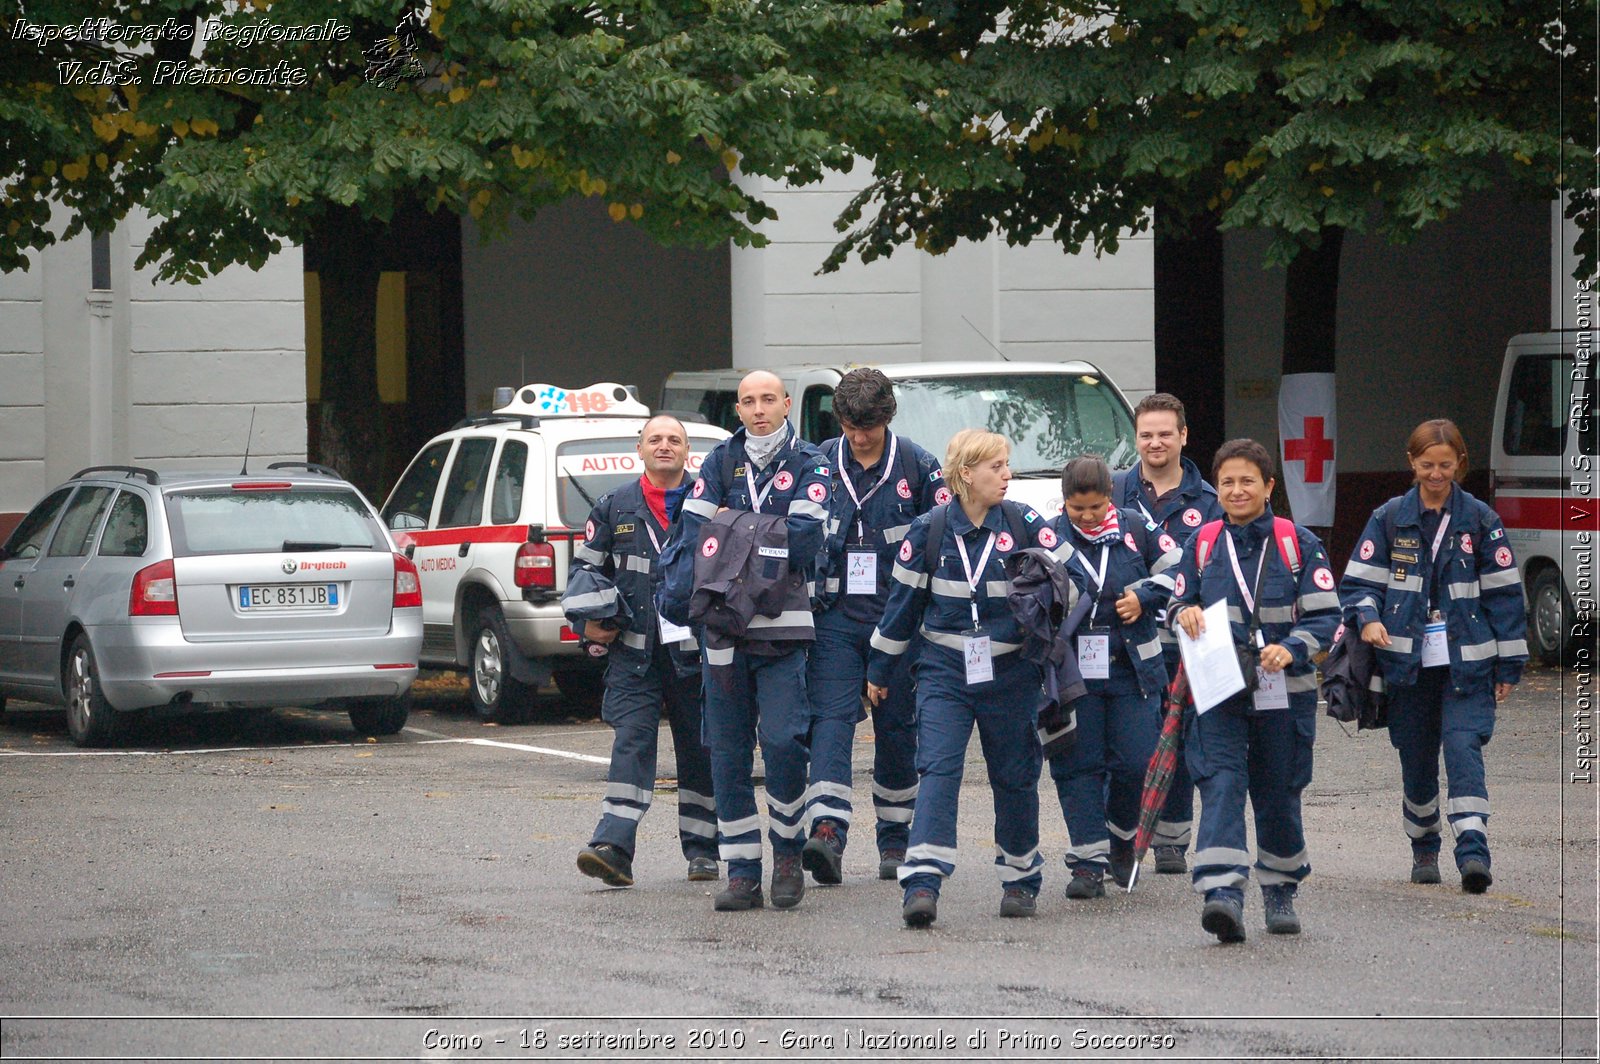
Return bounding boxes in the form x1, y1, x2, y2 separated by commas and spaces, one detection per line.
962, 629, 994, 685
846, 549, 877, 595
1421, 620, 1449, 668
1252, 666, 1289, 710
658, 614, 693, 645
1077, 633, 1111, 679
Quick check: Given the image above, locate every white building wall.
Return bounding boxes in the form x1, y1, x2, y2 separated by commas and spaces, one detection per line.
731, 169, 1156, 401
0, 209, 305, 518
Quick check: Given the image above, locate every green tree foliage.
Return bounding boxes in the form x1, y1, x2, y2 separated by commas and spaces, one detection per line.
822, 0, 1596, 279
0, 0, 920, 278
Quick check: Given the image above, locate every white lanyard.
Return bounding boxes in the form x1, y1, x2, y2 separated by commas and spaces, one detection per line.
643, 516, 665, 556
836, 434, 899, 542
954, 528, 997, 630
1224, 529, 1269, 616
744, 463, 778, 514
1429, 513, 1452, 562
1076, 544, 1111, 626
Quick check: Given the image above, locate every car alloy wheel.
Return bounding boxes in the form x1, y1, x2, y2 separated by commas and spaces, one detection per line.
473, 626, 504, 709
66, 644, 97, 740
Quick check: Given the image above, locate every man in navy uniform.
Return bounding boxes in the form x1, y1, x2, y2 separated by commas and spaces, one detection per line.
803, 369, 945, 884
673, 371, 831, 911
567, 414, 718, 888
1113, 392, 1222, 874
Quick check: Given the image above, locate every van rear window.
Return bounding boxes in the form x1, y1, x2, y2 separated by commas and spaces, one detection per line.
165, 489, 384, 557
1502, 355, 1573, 457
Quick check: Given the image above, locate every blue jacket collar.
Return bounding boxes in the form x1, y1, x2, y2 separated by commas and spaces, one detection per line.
1393, 482, 1464, 528
1223, 505, 1277, 550
948, 500, 1008, 536
1130, 455, 1214, 502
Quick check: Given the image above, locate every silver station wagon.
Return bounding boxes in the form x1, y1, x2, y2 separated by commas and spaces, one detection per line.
0, 464, 423, 745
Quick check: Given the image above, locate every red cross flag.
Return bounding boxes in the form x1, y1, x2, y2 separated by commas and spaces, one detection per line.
1279, 373, 1337, 527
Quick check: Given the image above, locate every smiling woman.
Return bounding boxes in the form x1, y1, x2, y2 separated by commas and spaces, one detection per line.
1337, 418, 1529, 897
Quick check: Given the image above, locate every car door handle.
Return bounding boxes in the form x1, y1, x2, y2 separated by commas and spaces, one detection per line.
62, 577, 75, 589
11, 578, 22, 590
404, 544, 415, 559
458, 542, 470, 558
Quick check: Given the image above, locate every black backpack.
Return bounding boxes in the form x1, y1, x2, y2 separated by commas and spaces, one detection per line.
923, 500, 1032, 573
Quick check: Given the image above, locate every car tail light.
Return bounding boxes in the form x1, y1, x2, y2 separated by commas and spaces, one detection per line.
130, 559, 178, 616
515, 540, 556, 589
559, 624, 580, 642
393, 553, 422, 608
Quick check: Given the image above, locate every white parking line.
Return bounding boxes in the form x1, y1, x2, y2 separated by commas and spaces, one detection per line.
405, 726, 610, 765
0, 727, 611, 764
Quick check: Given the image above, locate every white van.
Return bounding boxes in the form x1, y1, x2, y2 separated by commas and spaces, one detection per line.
661, 361, 1139, 517
1489, 330, 1598, 661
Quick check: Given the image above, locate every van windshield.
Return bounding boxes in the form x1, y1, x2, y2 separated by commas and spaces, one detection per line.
890, 374, 1137, 475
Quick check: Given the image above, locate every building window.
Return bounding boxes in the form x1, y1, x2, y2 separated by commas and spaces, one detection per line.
91, 231, 111, 290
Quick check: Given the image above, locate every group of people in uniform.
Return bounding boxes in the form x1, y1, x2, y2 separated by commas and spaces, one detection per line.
564, 368, 1529, 943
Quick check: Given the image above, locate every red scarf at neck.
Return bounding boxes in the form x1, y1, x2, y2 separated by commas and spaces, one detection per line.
640, 475, 669, 528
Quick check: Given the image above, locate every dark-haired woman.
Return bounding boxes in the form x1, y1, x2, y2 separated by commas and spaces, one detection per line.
1338, 419, 1526, 894
1169, 440, 1341, 943
1048, 456, 1180, 899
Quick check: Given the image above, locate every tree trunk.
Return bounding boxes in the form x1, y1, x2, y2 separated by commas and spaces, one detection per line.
1153, 206, 1227, 474
310, 208, 387, 500
1280, 226, 1344, 545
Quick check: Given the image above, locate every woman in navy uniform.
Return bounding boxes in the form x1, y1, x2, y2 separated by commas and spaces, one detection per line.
1048, 456, 1178, 900
1169, 439, 1341, 943
1338, 418, 1527, 893
866, 429, 1057, 928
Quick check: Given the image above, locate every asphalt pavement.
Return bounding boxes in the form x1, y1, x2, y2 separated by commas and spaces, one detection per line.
0, 665, 1595, 1062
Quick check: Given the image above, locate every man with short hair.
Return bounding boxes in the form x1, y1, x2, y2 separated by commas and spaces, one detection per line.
1113, 392, 1223, 874
671, 371, 832, 911
567, 414, 719, 888
802, 369, 946, 885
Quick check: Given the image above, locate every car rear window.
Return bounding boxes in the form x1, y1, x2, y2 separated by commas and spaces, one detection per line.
554, 437, 715, 527
164, 488, 384, 557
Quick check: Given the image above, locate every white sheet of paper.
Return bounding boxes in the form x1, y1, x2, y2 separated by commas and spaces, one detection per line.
846, 549, 877, 595
963, 632, 994, 685
1421, 621, 1449, 668
658, 615, 693, 644
1252, 666, 1289, 710
1078, 634, 1111, 679
1177, 598, 1248, 714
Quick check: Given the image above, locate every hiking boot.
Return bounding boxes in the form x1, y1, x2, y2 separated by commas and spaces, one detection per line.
1410, 850, 1442, 885
576, 844, 634, 888
801, 821, 844, 885
1460, 859, 1493, 895
771, 854, 806, 909
713, 877, 763, 911
1108, 844, 1136, 889
686, 856, 720, 882
1201, 893, 1247, 943
1262, 886, 1301, 935
878, 849, 906, 881
902, 888, 938, 928
1153, 845, 1188, 875
1000, 886, 1037, 918
1063, 866, 1106, 900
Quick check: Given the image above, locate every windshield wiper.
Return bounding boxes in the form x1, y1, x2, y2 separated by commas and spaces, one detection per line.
565, 475, 599, 509
281, 541, 370, 551
1011, 467, 1064, 478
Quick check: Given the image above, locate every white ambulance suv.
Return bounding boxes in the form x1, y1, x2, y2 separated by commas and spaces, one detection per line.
381, 383, 728, 720
1490, 330, 1597, 663
661, 360, 1139, 517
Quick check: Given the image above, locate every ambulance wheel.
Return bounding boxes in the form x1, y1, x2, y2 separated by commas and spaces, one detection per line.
1528, 568, 1571, 665
348, 694, 411, 736
553, 668, 605, 715
469, 607, 535, 723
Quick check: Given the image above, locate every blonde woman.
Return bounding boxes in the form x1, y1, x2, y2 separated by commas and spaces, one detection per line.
866, 430, 1056, 927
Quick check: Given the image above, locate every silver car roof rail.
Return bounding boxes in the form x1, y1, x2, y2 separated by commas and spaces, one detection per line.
266, 461, 343, 479
71, 464, 160, 485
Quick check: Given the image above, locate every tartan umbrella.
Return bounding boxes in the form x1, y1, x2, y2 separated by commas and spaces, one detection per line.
1126, 664, 1190, 893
